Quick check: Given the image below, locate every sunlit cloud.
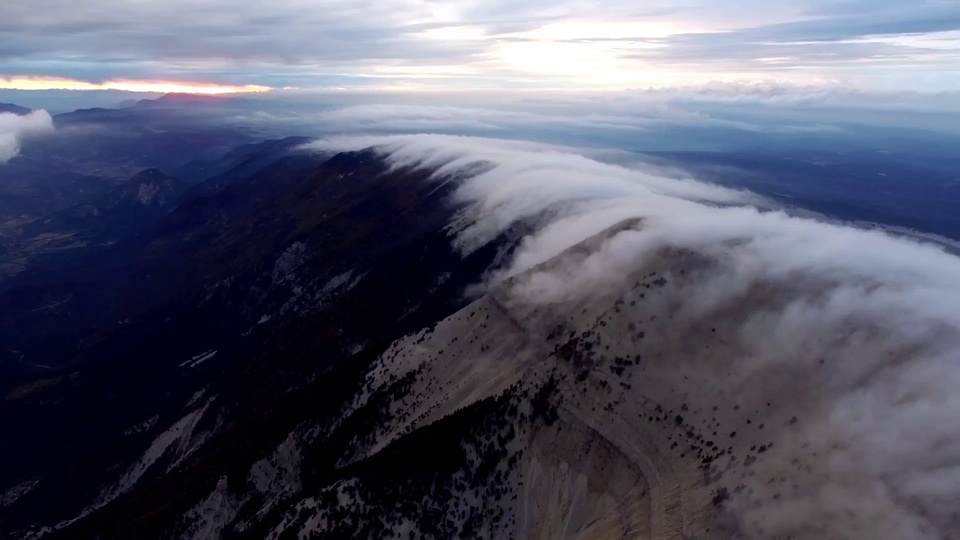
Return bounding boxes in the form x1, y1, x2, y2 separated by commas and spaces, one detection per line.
1, 0, 959, 92
0, 76, 272, 95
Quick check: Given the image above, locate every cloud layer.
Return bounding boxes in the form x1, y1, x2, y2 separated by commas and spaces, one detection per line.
2, 0, 959, 90
308, 134, 960, 538
0, 109, 53, 163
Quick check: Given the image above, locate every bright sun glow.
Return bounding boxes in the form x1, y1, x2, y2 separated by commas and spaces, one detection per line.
484, 19, 831, 89
0, 76, 272, 94
486, 19, 693, 88
519, 19, 691, 40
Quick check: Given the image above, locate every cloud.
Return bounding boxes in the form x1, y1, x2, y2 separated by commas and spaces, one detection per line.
279, 94, 960, 158
306, 133, 960, 539
0, 109, 54, 163
1, 0, 959, 91
223, 86, 960, 154
277, 102, 763, 136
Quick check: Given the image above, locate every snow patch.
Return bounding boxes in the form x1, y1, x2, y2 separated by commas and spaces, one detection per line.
248, 432, 303, 519
137, 182, 161, 205
277, 268, 365, 316
1, 478, 40, 507
186, 388, 208, 408
97, 402, 212, 507
271, 242, 307, 286
181, 476, 240, 540
28, 401, 217, 538
322, 270, 354, 294
180, 350, 217, 369
123, 414, 159, 435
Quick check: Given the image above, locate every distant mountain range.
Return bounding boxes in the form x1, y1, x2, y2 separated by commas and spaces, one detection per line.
119, 92, 260, 110
0, 102, 31, 115
0, 97, 262, 225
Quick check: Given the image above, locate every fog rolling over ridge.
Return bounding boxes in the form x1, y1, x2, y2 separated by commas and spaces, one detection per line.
310, 135, 960, 539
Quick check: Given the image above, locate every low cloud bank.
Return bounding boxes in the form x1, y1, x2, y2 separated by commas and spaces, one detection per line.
0, 110, 54, 164
309, 134, 960, 539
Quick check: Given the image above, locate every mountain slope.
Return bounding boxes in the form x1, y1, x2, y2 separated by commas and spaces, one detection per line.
0, 150, 515, 538
14, 221, 722, 540
0, 169, 187, 283
24, 168, 188, 237
27, 214, 960, 540
2, 135, 959, 540
172, 136, 313, 185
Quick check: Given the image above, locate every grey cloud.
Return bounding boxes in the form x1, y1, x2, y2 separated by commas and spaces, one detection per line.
754, 9, 960, 42
2, 0, 959, 88
0, 0, 488, 78
626, 2, 960, 71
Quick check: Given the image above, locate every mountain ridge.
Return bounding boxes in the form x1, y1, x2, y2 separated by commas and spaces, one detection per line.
2, 135, 959, 540
0, 102, 31, 115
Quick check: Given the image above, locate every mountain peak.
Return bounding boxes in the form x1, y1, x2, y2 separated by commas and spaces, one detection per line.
159, 92, 226, 103
123, 169, 185, 206
135, 93, 232, 108
0, 102, 31, 115
129, 168, 172, 182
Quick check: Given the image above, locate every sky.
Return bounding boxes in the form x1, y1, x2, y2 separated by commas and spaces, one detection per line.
1, 0, 959, 95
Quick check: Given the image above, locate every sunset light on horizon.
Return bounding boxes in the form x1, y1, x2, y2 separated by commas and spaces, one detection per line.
0, 76, 272, 95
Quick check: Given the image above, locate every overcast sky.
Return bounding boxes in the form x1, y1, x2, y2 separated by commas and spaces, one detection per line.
1, 0, 959, 93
